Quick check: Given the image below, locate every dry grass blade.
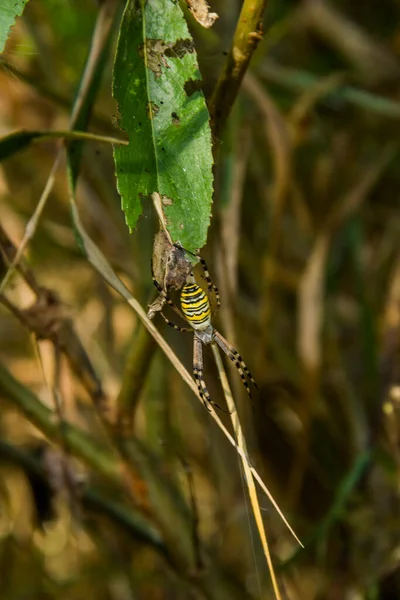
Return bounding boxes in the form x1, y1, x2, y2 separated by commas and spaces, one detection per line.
298, 233, 329, 373
152, 192, 173, 245
380, 254, 400, 466
0, 152, 63, 296
211, 343, 283, 600
70, 201, 302, 546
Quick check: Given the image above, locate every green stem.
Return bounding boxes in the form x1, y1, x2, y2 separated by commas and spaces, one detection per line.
209, 0, 269, 137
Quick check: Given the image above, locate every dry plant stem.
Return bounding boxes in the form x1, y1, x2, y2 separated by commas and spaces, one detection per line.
72, 206, 301, 544
0, 293, 32, 327
0, 225, 41, 295
0, 0, 117, 297
211, 343, 283, 600
124, 293, 300, 543
209, 0, 267, 138
152, 192, 173, 244
4, 129, 128, 146
116, 323, 157, 430
0, 151, 63, 296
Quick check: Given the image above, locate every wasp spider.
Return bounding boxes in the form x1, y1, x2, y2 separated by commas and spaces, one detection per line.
152, 248, 258, 411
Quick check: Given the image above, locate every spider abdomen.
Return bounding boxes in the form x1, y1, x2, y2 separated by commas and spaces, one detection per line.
180, 283, 211, 330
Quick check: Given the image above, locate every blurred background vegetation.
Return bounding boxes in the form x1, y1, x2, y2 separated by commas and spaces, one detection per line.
1, 0, 400, 598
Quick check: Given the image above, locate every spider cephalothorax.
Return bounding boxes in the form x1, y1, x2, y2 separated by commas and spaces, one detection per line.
152, 246, 258, 410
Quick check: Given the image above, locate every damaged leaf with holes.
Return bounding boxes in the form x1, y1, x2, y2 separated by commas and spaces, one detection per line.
0, 0, 28, 53
112, 0, 213, 253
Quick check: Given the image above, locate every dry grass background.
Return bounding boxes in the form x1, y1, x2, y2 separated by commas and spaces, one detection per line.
1, 0, 400, 598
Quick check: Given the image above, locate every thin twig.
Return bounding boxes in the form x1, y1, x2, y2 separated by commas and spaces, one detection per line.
152, 192, 174, 245
1, 129, 128, 150
0, 151, 63, 296
211, 343, 283, 600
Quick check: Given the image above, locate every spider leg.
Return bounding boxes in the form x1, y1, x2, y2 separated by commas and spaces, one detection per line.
159, 311, 192, 333
196, 255, 220, 310
213, 330, 259, 400
193, 336, 226, 412
174, 246, 220, 310
151, 260, 181, 312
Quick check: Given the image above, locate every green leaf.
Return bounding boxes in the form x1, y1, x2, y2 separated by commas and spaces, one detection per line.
113, 0, 213, 252
0, 0, 29, 53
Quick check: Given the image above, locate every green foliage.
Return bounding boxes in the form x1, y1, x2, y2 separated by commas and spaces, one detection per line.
0, 0, 28, 53
113, 0, 213, 252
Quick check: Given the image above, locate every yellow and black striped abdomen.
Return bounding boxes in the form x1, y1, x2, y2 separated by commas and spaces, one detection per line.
180, 283, 211, 330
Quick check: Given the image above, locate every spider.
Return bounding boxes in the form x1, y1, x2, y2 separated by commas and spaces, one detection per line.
152, 246, 258, 411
